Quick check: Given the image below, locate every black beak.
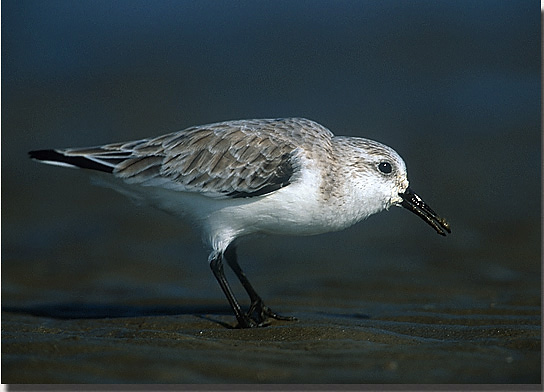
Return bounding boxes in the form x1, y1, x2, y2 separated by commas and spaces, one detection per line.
399, 187, 451, 236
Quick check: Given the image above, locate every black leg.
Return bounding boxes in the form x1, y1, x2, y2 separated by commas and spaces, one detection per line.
209, 251, 255, 328
224, 244, 296, 325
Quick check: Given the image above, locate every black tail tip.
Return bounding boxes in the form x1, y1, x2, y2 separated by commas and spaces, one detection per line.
28, 149, 114, 173
29, 149, 58, 161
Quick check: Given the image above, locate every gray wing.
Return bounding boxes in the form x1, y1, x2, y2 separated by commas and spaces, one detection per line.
32, 118, 333, 199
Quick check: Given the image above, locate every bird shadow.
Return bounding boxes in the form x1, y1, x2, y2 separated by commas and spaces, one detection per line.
3, 304, 371, 330
316, 311, 371, 320
2, 302, 236, 328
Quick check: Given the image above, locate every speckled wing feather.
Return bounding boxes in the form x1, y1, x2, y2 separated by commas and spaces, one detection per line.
30, 118, 334, 199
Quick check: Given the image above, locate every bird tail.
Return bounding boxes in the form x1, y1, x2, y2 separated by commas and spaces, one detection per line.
28, 149, 118, 173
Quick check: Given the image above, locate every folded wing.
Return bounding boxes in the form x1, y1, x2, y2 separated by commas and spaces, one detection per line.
29, 118, 332, 199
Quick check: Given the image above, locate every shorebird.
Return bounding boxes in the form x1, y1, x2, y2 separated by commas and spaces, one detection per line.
29, 117, 450, 328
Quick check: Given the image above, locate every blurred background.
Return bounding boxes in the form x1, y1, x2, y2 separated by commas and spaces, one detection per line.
1, 0, 540, 383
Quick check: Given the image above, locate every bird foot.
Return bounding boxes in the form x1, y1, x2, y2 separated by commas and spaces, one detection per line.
235, 299, 296, 328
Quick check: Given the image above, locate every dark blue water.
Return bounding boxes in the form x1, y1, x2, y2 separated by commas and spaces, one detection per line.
2, 0, 540, 384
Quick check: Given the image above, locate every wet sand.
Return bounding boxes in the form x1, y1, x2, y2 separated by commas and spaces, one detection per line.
2, 302, 540, 384
2, 223, 540, 384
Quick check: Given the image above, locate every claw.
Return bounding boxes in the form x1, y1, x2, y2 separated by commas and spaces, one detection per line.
247, 299, 296, 326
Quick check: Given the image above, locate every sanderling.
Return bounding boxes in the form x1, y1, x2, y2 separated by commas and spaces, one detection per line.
29, 117, 450, 328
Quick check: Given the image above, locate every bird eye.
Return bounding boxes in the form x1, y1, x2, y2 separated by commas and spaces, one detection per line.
378, 161, 392, 174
